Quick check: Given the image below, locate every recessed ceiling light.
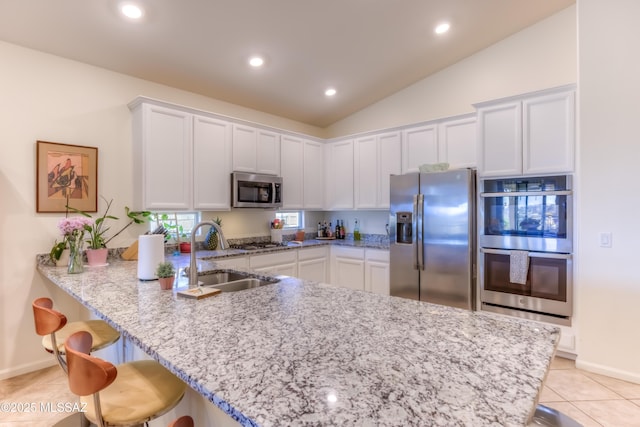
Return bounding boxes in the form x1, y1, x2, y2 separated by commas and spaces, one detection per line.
120, 3, 143, 19
434, 22, 450, 34
325, 88, 337, 97
249, 56, 265, 68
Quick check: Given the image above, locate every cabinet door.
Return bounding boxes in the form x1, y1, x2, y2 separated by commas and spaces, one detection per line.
298, 258, 328, 282
402, 124, 438, 173
477, 102, 522, 177
214, 256, 248, 269
355, 135, 378, 209
333, 257, 365, 291
142, 104, 192, 210
377, 132, 402, 208
303, 141, 324, 209
438, 116, 476, 169
365, 261, 390, 295
256, 129, 280, 175
280, 135, 304, 209
325, 140, 354, 209
523, 90, 575, 175
232, 124, 256, 172
193, 115, 231, 210
365, 249, 390, 295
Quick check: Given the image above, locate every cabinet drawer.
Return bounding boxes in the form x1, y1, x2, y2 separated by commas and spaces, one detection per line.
365, 249, 389, 263
331, 246, 364, 260
298, 246, 329, 261
250, 250, 297, 268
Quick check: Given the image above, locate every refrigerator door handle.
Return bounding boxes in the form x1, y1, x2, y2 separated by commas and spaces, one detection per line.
416, 193, 424, 270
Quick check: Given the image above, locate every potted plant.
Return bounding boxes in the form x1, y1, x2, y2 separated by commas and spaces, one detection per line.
155, 261, 176, 290
67, 196, 152, 266
156, 213, 190, 253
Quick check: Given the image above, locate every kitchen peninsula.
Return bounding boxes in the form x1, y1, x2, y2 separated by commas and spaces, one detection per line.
37, 253, 559, 427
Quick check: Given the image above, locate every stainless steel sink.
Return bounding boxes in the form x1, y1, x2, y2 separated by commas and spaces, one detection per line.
196, 270, 279, 292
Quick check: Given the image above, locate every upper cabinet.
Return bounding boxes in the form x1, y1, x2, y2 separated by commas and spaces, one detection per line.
131, 102, 193, 211
401, 114, 476, 174
130, 99, 231, 211
476, 85, 575, 177
303, 140, 324, 209
355, 132, 401, 209
232, 124, 280, 175
280, 135, 304, 209
325, 140, 354, 210
193, 116, 232, 210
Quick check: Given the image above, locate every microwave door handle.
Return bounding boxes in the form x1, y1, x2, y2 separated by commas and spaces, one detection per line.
415, 194, 424, 270
271, 182, 276, 203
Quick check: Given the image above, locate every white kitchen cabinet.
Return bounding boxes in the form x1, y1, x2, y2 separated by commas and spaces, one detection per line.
325, 140, 354, 210
131, 102, 193, 211
250, 250, 297, 277
365, 249, 390, 296
232, 124, 280, 175
214, 256, 249, 269
330, 246, 365, 291
402, 124, 438, 174
438, 115, 477, 170
280, 135, 304, 209
297, 246, 329, 282
193, 115, 231, 210
355, 132, 401, 209
476, 85, 575, 177
303, 140, 325, 209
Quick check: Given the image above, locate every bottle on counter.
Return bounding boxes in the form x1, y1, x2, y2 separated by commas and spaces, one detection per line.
339, 220, 346, 239
354, 218, 361, 241
335, 221, 340, 239
317, 222, 323, 238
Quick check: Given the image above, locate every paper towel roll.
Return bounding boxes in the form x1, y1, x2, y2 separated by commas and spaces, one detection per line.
137, 234, 165, 280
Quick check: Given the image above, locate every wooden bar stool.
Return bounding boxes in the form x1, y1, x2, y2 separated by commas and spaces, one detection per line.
32, 297, 121, 373
65, 331, 187, 427
168, 416, 194, 427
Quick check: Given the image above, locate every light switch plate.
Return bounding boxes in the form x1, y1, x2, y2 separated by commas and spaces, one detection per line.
599, 232, 612, 248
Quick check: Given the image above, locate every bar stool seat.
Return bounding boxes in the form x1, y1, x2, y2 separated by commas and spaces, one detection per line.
32, 297, 120, 372
168, 416, 194, 427
65, 331, 186, 427
41, 318, 120, 353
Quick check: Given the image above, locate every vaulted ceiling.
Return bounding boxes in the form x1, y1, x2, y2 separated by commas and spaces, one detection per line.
0, 0, 575, 127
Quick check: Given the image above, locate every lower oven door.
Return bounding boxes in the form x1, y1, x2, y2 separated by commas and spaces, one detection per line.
480, 248, 573, 320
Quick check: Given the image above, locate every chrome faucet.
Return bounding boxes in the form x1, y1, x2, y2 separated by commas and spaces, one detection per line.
189, 221, 228, 287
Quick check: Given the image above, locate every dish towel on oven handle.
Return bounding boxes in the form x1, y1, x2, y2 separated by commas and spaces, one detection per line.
509, 250, 530, 285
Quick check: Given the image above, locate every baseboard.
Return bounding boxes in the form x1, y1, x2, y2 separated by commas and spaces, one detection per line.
0, 358, 58, 381
576, 358, 640, 385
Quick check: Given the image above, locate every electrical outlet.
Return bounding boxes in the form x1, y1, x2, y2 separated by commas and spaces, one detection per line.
599, 232, 612, 248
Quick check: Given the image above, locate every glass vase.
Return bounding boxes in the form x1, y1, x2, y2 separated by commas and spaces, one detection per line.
67, 232, 84, 274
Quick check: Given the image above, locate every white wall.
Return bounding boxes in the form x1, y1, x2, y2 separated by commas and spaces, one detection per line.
575, 0, 640, 382
0, 5, 580, 379
326, 5, 577, 138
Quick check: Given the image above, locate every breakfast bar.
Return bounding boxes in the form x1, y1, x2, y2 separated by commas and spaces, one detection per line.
37, 257, 559, 426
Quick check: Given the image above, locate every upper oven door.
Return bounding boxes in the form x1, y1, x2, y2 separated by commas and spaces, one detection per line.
232, 172, 283, 208
479, 175, 572, 253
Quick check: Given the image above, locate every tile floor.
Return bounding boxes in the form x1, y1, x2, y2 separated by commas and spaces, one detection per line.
1, 357, 640, 426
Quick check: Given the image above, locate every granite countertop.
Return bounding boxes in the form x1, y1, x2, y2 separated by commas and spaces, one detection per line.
37, 257, 559, 427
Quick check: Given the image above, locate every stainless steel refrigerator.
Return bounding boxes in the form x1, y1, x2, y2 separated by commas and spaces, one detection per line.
389, 169, 476, 310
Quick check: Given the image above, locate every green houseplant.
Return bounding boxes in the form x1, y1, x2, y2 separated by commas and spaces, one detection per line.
67, 196, 151, 265
155, 261, 176, 290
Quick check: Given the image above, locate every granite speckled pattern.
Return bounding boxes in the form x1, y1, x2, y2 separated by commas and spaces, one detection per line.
37, 258, 559, 427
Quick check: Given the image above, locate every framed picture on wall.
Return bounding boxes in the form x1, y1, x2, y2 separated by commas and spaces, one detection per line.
36, 140, 98, 213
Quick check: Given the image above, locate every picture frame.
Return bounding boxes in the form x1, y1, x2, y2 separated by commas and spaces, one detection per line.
36, 140, 98, 213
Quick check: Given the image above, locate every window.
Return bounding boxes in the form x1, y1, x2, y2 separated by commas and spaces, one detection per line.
275, 211, 303, 229
150, 212, 201, 240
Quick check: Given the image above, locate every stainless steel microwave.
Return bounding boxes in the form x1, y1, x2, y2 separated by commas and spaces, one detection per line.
231, 172, 283, 208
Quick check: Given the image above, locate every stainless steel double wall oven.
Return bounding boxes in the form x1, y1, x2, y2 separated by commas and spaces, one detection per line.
478, 175, 573, 325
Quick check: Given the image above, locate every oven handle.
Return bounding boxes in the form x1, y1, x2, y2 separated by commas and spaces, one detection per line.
480, 248, 572, 260
480, 190, 572, 198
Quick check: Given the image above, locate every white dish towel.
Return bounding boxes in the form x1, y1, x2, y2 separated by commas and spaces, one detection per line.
509, 250, 530, 285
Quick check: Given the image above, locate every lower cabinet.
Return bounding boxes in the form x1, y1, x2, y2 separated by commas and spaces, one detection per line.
250, 251, 297, 277
365, 249, 390, 295
215, 256, 248, 269
297, 246, 329, 282
330, 246, 365, 291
